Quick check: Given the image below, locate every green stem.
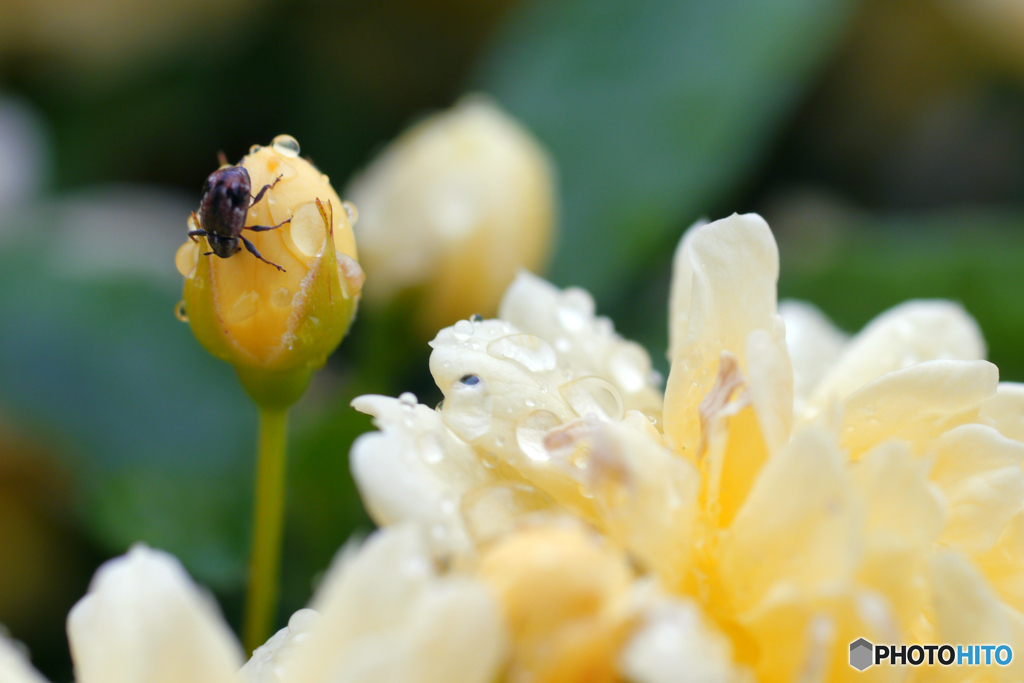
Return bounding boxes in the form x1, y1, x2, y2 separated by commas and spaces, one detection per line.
243, 407, 289, 654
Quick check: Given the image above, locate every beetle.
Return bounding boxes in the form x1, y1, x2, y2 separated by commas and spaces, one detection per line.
188, 158, 290, 272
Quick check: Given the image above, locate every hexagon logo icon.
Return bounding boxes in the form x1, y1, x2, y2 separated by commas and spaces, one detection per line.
850, 638, 874, 671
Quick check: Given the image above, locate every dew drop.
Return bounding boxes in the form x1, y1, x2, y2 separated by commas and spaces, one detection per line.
226, 290, 259, 323
288, 202, 327, 258
470, 314, 484, 323
560, 376, 624, 421
249, 144, 262, 154
525, 398, 535, 408
863, 404, 876, 417
435, 399, 445, 412
486, 334, 557, 372
516, 410, 561, 462
175, 241, 199, 278
271, 287, 293, 308
418, 433, 444, 464
399, 392, 418, 407
174, 300, 188, 322
444, 375, 492, 440
609, 343, 650, 393
342, 201, 358, 225
481, 451, 499, 469
554, 336, 571, 353
453, 319, 475, 340
271, 134, 301, 157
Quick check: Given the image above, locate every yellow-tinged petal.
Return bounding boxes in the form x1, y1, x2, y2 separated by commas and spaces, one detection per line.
806, 300, 985, 420
539, 415, 700, 591
664, 213, 784, 458
977, 509, 1024, 613
478, 524, 633, 683
926, 551, 1024, 682
716, 427, 858, 616
929, 424, 1024, 556
839, 359, 998, 458
979, 382, 1024, 443
66, 545, 243, 683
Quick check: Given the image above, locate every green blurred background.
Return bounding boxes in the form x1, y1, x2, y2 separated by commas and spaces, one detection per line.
3, 0, 1024, 677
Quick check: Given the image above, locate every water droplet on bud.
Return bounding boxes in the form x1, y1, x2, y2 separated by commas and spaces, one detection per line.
271, 134, 301, 157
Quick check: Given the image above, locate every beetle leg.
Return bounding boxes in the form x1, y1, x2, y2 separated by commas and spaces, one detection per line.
249, 174, 285, 206
240, 235, 286, 272
244, 218, 292, 232
188, 229, 208, 243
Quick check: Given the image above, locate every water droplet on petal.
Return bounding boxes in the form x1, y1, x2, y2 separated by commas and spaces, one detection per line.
288, 202, 327, 258
435, 399, 445, 412
399, 392, 418, 407
470, 314, 484, 323
174, 300, 188, 322
342, 201, 358, 225
444, 376, 492, 440
418, 433, 444, 464
453, 319, 475, 340
863, 404, 875, 416
271, 287, 293, 308
175, 241, 199, 278
516, 410, 561, 462
481, 451, 500, 469
560, 376, 624, 421
271, 134, 300, 157
486, 334, 557, 372
609, 343, 650, 393
226, 290, 259, 323
249, 144, 262, 154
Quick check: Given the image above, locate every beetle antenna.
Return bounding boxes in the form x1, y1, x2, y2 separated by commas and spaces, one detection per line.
217, 151, 230, 167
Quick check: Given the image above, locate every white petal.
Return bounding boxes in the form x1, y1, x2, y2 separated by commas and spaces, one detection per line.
0, 635, 48, 683
807, 300, 986, 417
350, 394, 493, 557
980, 382, 1024, 443
778, 300, 847, 417
499, 271, 662, 417
839, 359, 999, 458
664, 213, 783, 456
285, 525, 505, 683
66, 545, 242, 683
620, 598, 743, 683
746, 327, 793, 456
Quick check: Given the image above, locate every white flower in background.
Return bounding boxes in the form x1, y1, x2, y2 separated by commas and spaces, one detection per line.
346, 95, 556, 333
352, 212, 1024, 681
0, 527, 505, 683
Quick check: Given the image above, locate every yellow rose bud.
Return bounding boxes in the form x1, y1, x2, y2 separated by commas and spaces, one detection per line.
175, 136, 363, 408
346, 95, 556, 332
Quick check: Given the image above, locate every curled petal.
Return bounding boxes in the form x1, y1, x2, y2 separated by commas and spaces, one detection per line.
839, 359, 998, 458
664, 213, 784, 458
806, 300, 986, 418
980, 382, 1024, 443
930, 424, 1024, 556
66, 545, 243, 683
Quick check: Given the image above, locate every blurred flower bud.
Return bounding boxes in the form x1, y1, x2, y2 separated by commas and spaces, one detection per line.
175, 137, 363, 408
346, 96, 556, 332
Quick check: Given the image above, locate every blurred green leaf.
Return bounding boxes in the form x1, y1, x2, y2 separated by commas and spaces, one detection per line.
776, 208, 1024, 383
474, 0, 857, 304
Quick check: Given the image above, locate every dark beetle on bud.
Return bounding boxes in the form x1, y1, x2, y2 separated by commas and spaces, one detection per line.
189, 158, 290, 272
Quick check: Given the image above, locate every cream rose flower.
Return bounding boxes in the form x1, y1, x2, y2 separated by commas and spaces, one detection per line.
351, 213, 1024, 681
